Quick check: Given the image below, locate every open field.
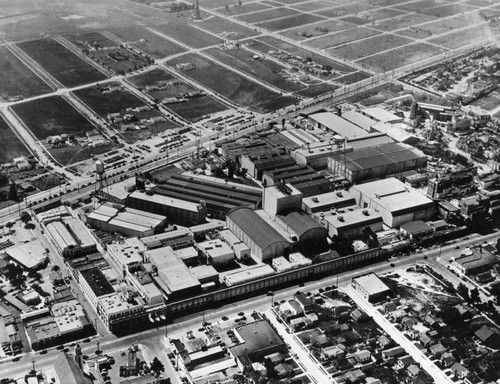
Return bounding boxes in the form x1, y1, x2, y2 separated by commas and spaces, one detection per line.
295, 82, 339, 98
108, 27, 186, 59
281, 19, 353, 40
420, 3, 477, 17
463, 0, 494, 5
274, 0, 309, 4
63, 31, 117, 50
0, 46, 52, 101
329, 34, 413, 60
261, 1, 283, 6
469, 87, 500, 112
196, 16, 261, 40
256, 13, 325, 31
254, 36, 357, 75
16, 38, 107, 87
204, 47, 307, 92
151, 22, 222, 49
200, 0, 240, 8
372, 13, 436, 31
129, 68, 227, 122
215, 2, 272, 15
73, 84, 145, 117
48, 142, 118, 166
306, 27, 381, 49
335, 71, 372, 84
428, 25, 500, 49
167, 53, 296, 113
12, 96, 96, 139
291, 1, 340, 12
85, 46, 152, 75
394, 0, 452, 12
236, 7, 299, 24
0, 116, 30, 163
315, 3, 376, 18
397, 15, 473, 39
356, 42, 447, 72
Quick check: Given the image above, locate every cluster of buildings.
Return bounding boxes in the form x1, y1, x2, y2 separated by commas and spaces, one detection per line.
106, 103, 166, 132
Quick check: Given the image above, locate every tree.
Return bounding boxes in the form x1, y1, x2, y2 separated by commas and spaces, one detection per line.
496, 238, 500, 254
51, 265, 61, 272
469, 287, 480, 303
264, 358, 278, 381
8, 182, 18, 201
150, 357, 164, 377
457, 283, 469, 301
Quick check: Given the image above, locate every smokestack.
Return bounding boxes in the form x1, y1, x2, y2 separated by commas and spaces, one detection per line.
194, 0, 201, 20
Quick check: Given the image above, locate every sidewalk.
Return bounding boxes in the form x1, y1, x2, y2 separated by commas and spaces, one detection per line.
264, 309, 332, 384
342, 286, 454, 384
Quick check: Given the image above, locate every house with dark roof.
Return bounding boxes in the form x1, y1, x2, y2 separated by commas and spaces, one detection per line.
474, 325, 500, 349
451, 362, 469, 379
440, 352, 456, 368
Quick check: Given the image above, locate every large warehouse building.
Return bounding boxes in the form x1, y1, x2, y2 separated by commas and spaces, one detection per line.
307, 112, 368, 139
87, 203, 166, 238
328, 143, 427, 183
226, 207, 290, 261
349, 178, 435, 228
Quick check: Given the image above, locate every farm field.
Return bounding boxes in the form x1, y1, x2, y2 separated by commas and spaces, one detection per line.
315, 3, 376, 18
280, 19, 354, 41
73, 83, 146, 117
108, 27, 186, 59
291, 1, 339, 12
0, 46, 53, 101
151, 22, 222, 49
329, 34, 414, 61
129, 68, 228, 122
204, 47, 307, 92
12, 96, 96, 139
196, 16, 261, 40
63, 31, 117, 50
254, 36, 358, 75
397, 15, 472, 39
394, 0, 452, 12
0, 116, 30, 163
167, 53, 296, 113
306, 27, 381, 50
16, 38, 107, 88
215, 2, 272, 15
372, 13, 436, 31
236, 7, 299, 24
420, 3, 476, 17
356, 42, 447, 72
256, 13, 325, 31
199, 0, 239, 8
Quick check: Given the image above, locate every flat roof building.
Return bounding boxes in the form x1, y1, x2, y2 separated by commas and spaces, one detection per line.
140, 228, 193, 250
241, 153, 296, 180
96, 177, 135, 204
78, 267, 115, 308
342, 110, 376, 132
328, 143, 427, 183
346, 132, 394, 150
308, 112, 368, 138
322, 208, 383, 239
361, 107, 403, 124
352, 273, 391, 303
453, 246, 500, 275
223, 264, 275, 286
197, 239, 234, 265
45, 216, 97, 259
5, 241, 47, 270
302, 191, 357, 214
349, 178, 434, 228
87, 203, 166, 238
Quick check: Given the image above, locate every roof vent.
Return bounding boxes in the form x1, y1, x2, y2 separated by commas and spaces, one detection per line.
362, 210, 369, 216
338, 216, 344, 222
336, 192, 343, 197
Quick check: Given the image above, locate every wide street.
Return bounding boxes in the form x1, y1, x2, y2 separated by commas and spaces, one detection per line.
1, 230, 498, 381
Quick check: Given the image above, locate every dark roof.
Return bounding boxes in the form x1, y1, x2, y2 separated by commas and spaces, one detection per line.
227, 207, 288, 251
79, 267, 114, 297
229, 319, 285, 358
277, 211, 325, 238
54, 352, 92, 384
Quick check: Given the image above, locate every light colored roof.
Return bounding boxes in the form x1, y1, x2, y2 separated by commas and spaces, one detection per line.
65, 217, 95, 248
354, 273, 390, 296
198, 239, 233, 259
342, 110, 376, 131
190, 265, 219, 281
371, 122, 418, 144
129, 190, 202, 212
362, 107, 402, 123
224, 264, 274, 286
303, 191, 357, 212
190, 358, 237, 379
277, 211, 325, 238
323, 208, 383, 230
308, 112, 367, 138
5, 241, 47, 269
347, 132, 394, 149
107, 238, 144, 266
46, 221, 78, 249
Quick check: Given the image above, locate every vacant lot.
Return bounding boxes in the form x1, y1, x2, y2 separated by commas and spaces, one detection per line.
359, 8, 407, 21
428, 26, 498, 49
329, 34, 413, 60
394, 0, 449, 12
12, 96, 96, 139
356, 42, 447, 72
130, 68, 227, 122
372, 13, 436, 31
237, 7, 299, 24
108, 27, 186, 59
196, 16, 261, 40
205, 47, 306, 92
307, 27, 381, 50
469, 87, 500, 112
398, 15, 472, 39
151, 22, 222, 49
49, 142, 118, 166
296, 82, 339, 98
421, 3, 476, 17
0, 116, 30, 163
335, 71, 372, 84
256, 13, 325, 31
88, 47, 151, 75
292, 1, 338, 12
0, 46, 52, 101
73, 84, 145, 117
64, 31, 117, 50
215, 2, 272, 15
315, 3, 376, 18
16, 38, 107, 87
167, 53, 295, 113
281, 19, 354, 41
255, 36, 357, 74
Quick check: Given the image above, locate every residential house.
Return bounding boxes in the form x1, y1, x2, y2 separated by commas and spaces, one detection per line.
407, 364, 421, 378
290, 317, 305, 331
419, 333, 432, 347
322, 345, 345, 360
355, 349, 371, 363
344, 369, 366, 383
351, 309, 366, 322
440, 352, 456, 368
394, 355, 415, 371
378, 335, 392, 349
294, 293, 314, 313
454, 304, 473, 320
474, 325, 500, 349
402, 316, 418, 330
429, 343, 446, 358
423, 314, 438, 328
389, 309, 407, 322
275, 363, 293, 378
451, 362, 469, 379
312, 334, 330, 347
382, 346, 406, 360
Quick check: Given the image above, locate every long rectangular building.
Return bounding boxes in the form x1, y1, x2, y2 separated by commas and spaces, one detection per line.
45, 217, 97, 259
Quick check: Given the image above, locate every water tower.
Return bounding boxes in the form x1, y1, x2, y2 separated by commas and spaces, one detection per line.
94, 159, 109, 198
193, 0, 201, 20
